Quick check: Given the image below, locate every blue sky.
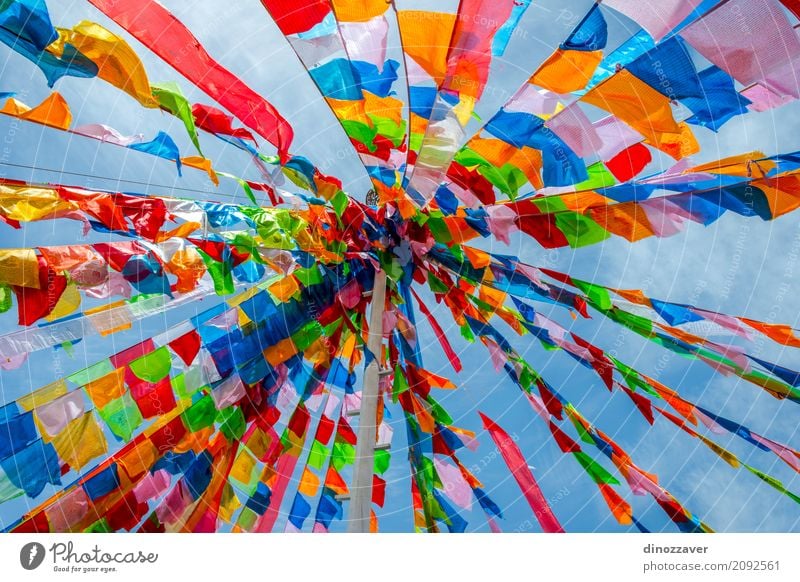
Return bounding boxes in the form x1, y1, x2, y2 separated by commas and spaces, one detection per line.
0, 0, 799, 532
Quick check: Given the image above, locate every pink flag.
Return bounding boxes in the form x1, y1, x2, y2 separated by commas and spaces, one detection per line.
84, 271, 132, 299
73, 123, 144, 146
479, 412, 564, 532
689, 308, 753, 340
593, 115, 644, 161
693, 408, 727, 436
681, 0, 800, 86
192, 510, 218, 533
751, 432, 800, 472
533, 313, 568, 343
340, 16, 389, 72
208, 308, 239, 330
453, 428, 480, 452
72, 123, 144, 147
545, 102, 602, 159
156, 481, 192, 525
486, 514, 503, 533
505, 84, 561, 117
382, 309, 398, 337
324, 393, 341, 418
211, 375, 246, 409
639, 198, 693, 238
337, 278, 362, 309
486, 204, 517, 245
513, 262, 545, 287
343, 391, 362, 417
277, 380, 296, 411
604, 0, 702, 42
405, 56, 433, 86
0, 352, 27, 370
762, 48, 800, 100
134, 468, 172, 504
640, 158, 715, 187
434, 457, 473, 510
741, 84, 794, 112
45, 488, 89, 532
35, 391, 85, 437
624, 465, 668, 500
288, 34, 342, 69
527, 393, 550, 422
701, 341, 750, 372
484, 338, 508, 372
450, 182, 483, 208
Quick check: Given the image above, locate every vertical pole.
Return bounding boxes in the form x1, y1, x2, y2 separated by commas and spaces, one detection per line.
347, 268, 386, 532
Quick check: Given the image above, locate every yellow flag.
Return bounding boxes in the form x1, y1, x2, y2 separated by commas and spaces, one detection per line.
83, 368, 126, 410
118, 439, 158, 480
755, 175, 800, 218
0, 248, 40, 288
51, 413, 108, 471
531, 49, 603, 94
264, 336, 298, 367
55, 21, 158, 108
18, 380, 68, 411
364, 93, 404, 125
46, 283, 82, 321
297, 467, 320, 497
398, 12, 456, 85
332, 0, 390, 22
327, 98, 370, 125
582, 70, 680, 146
0, 184, 77, 222
646, 121, 699, 160
1, 93, 72, 130
691, 152, 770, 176
181, 156, 219, 185
230, 448, 257, 486
268, 275, 300, 302
218, 483, 241, 523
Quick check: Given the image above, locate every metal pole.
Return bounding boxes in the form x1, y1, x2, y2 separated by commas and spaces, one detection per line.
347, 268, 386, 532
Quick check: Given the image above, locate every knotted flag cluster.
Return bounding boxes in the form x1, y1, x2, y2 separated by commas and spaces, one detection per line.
0, 0, 799, 533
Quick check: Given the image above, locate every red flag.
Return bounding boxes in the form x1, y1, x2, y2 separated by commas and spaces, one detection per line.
372, 475, 386, 507
598, 483, 633, 525
548, 421, 581, 453
411, 288, 463, 373
605, 143, 652, 182
88, 0, 293, 162
260, 0, 330, 36
169, 329, 202, 366
288, 403, 310, 438
13, 256, 67, 325
537, 380, 563, 420
336, 417, 357, 445
93, 241, 147, 271
781, 0, 800, 19
479, 412, 565, 533
315, 415, 335, 445
192, 103, 258, 144
620, 385, 655, 425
